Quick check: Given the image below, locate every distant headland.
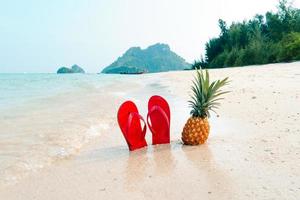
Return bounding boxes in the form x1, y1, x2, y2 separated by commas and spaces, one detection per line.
101, 43, 191, 74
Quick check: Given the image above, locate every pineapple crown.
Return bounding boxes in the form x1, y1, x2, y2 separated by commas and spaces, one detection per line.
189, 69, 229, 118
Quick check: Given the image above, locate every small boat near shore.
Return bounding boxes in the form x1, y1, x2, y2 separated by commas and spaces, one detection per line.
120, 71, 145, 75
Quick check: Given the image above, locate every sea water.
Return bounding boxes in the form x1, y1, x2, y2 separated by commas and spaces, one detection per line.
0, 73, 123, 185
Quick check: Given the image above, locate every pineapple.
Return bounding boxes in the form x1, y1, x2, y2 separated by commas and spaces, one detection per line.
182, 69, 229, 145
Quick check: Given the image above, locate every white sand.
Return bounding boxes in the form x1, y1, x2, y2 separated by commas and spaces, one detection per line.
1, 62, 300, 200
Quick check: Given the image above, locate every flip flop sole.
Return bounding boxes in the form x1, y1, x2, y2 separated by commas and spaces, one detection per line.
117, 101, 147, 151
148, 95, 171, 145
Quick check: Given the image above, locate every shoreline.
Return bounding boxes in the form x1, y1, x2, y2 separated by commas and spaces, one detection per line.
0, 75, 144, 187
1, 62, 300, 199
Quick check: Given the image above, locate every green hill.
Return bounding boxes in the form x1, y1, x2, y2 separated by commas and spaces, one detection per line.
101, 43, 191, 74
57, 64, 85, 74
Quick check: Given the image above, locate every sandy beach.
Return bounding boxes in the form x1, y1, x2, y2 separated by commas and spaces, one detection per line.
1, 62, 300, 200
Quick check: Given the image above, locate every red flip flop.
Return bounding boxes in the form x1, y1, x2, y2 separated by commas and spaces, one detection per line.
147, 95, 170, 145
117, 101, 147, 151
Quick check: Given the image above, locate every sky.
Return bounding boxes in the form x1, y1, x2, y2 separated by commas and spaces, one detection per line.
0, 0, 299, 73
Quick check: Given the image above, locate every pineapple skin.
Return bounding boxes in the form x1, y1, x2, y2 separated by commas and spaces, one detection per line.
182, 117, 210, 145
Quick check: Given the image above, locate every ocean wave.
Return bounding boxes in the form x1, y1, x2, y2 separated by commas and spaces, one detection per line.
0, 74, 119, 186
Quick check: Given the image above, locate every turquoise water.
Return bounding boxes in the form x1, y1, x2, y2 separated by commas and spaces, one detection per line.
0, 73, 124, 185
0, 73, 114, 111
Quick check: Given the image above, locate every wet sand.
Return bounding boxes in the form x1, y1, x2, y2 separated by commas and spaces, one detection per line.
1, 62, 300, 199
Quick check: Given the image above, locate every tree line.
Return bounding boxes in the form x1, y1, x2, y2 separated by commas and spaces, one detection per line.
193, 0, 300, 69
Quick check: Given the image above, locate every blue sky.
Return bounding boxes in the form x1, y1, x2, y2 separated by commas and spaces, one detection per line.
0, 0, 299, 73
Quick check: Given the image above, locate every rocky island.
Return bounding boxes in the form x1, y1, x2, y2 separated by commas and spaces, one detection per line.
101, 43, 191, 74
57, 64, 85, 74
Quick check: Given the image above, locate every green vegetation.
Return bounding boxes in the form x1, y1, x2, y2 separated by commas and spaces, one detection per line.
194, 0, 300, 69
102, 43, 191, 74
189, 69, 229, 118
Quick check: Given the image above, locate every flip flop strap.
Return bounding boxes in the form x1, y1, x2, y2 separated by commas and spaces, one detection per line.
147, 105, 170, 135
126, 112, 147, 139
